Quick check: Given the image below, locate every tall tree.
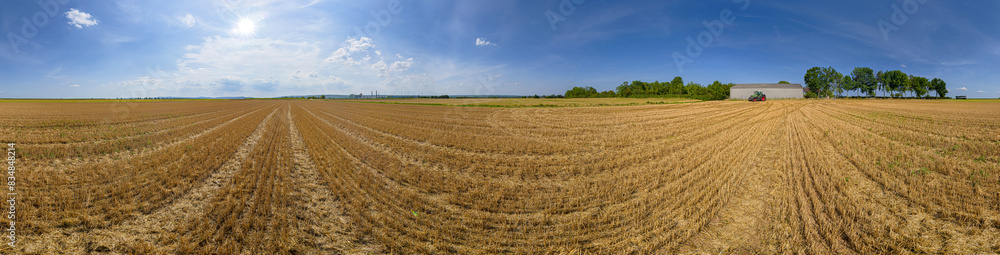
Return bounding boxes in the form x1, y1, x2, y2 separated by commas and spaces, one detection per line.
706, 81, 733, 100
669, 76, 685, 95
822, 67, 842, 98
804, 67, 825, 98
685, 82, 706, 96
883, 70, 908, 98
851, 67, 877, 97
840, 74, 854, 97
650, 81, 665, 95
911, 76, 929, 98
616, 81, 632, 97
876, 70, 886, 97
804, 66, 841, 98
905, 75, 916, 98
931, 78, 948, 98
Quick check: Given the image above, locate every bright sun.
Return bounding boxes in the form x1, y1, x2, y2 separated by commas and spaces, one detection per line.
233, 17, 257, 37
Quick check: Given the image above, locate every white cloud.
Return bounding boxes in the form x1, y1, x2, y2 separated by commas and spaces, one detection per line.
940, 60, 976, 66
977, 90, 986, 93
390, 58, 414, 72
476, 38, 495, 46
289, 69, 303, 80
179, 14, 196, 28
326, 48, 356, 65
900, 64, 907, 68
69, 84, 80, 88
957, 87, 968, 91
348, 37, 374, 52
371, 61, 387, 73
65, 9, 98, 29
326, 37, 375, 66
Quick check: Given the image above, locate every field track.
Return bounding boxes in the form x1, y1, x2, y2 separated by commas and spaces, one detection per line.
1, 99, 998, 254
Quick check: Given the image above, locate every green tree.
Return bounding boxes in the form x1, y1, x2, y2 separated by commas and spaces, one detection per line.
823, 67, 843, 98
883, 70, 908, 98
804, 67, 824, 98
650, 81, 665, 95
778, 81, 791, 84
630, 80, 649, 95
616, 82, 632, 97
840, 74, 854, 97
906, 75, 915, 98
851, 67, 877, 97
685, 82, 707, 96
566, 86, 598, 98
930, 78, 948, 98
804, 66, 840, 98
910, 76, 929, 98
876, 70, 886, 97
706, 81, 732, 100
669, 76, 685, 95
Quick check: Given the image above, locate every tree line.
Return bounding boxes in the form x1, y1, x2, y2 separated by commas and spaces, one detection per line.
565, 77, 734, 100
804, 67, 948, 98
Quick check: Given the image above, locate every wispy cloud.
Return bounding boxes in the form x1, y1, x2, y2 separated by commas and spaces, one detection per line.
179, 14, 196, 28
46, 66, 64, 80
66, 9, 98, 29
475, 38, 495, 46
957, 87, 968, 91
69, 84, 81, 88
940, 60, 976, 66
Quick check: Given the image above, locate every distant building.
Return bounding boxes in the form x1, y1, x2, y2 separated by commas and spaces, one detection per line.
730, 83, 805, 100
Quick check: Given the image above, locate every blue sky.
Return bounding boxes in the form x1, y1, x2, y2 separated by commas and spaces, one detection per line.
1, 0, 998, 98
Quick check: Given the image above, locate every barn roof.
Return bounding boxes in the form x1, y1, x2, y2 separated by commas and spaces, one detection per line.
732, 83, 804, 89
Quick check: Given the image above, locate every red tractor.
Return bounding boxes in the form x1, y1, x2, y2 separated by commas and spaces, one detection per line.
748, 91, 766, 102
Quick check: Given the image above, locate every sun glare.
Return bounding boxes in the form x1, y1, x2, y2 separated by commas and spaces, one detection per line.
233, 17, 257, 37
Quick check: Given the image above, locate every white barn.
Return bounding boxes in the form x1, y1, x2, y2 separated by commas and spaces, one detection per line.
730, 83, 804, 100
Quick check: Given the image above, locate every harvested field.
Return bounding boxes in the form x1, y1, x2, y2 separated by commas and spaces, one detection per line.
343, 97, 700, 107
1, 99, 998, 254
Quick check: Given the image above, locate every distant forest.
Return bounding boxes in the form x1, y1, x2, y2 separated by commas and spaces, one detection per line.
565, 77, 734, 101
